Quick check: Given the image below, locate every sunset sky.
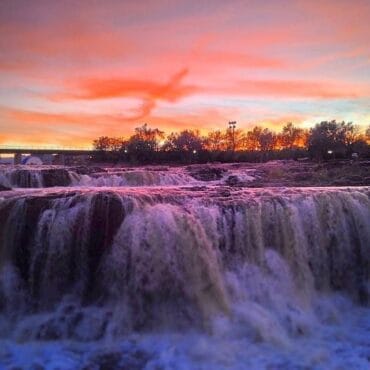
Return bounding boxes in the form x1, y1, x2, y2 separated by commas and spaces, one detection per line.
0, 0, 369, 147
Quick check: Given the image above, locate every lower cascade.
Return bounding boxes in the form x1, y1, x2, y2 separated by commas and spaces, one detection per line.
0, 186, 369, 369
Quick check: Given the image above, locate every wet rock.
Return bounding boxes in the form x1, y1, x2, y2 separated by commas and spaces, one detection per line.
61, 303, 77, 315
71, 310, 112, 341
293, 172, 312, 181
219, 189, 231, 197
71, 166, 107, 175
36, 318, 64, 340
83, 349, 150, 370
42, 169, 71, 187
187, 186, 207, 191
187, 165, 226, 181
144, 166, 168, 171
358, 161, 370, 167
225, 175, 244, 186
346, 175, 363, 183
121, 349, 151, 370
84, 192, 126, 302
248, 180, 265, 188
332, 178, 362, 186
83, 351, 121, 370
9, 169, 39, 187
0, 184, 11, 191
4, 168, 71, 187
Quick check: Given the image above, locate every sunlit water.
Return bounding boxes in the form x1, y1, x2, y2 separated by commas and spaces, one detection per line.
0, 165, 369, 369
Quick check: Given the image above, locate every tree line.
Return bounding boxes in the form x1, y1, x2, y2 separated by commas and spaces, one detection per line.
92, 121, 369, 163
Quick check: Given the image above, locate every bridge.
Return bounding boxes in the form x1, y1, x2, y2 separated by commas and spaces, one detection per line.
0, 146, 99, 164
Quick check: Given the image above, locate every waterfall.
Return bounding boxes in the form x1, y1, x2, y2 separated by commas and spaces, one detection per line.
0, 166, 72, 188
0, 166, 198, 188
74, 170, 198, 187
0, 167, 369, 369
0, 165, 257, 188
0, 187, 368, 338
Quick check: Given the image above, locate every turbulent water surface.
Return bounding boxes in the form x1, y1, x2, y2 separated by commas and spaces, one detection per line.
0, 164, 369, 370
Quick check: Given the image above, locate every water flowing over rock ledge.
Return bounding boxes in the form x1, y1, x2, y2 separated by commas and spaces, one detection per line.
1, 161, 369, 189
1, 186, 369, 317
0, 183, 369, 369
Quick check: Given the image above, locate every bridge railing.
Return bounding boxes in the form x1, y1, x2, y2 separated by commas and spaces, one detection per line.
0, 145, 94, 151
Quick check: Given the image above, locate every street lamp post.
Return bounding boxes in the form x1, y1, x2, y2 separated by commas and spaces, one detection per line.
228, 121, 237, 152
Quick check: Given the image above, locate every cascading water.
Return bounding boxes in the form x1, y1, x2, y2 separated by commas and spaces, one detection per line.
0, 166, 73, 188
0, 166, 200, 188
0, 165, 369, 370
0, 165, 256, 188
74, 170, 199, 187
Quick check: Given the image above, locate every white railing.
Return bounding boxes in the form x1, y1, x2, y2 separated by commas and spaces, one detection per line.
0, 145, 94, 151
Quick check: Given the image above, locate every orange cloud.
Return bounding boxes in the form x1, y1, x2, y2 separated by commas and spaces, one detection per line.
0, 105, 235, 146
0, 107, 129, 146
47, 69, 200, 118
255, 115, 307, 129
53, 69, 197, 101
1, 107, 128, 127
219, 79, 370, 99
52, 75, 369, 104
0, 20, 133, 61
1, 0, 370, 146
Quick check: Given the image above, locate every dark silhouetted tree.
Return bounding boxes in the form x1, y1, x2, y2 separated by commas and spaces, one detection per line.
245, 127, 263, 151
279, 122, 305, 149
225, 128, 245, 151
308, 120, 350, 160
205, 130, 227, 151
164, 130, 203, 152
127, 123, 164, 161
93, 136, 111, 151
92, 136, 126, 161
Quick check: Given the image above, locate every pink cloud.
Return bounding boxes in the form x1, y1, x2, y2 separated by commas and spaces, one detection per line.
1, 0, 370, 145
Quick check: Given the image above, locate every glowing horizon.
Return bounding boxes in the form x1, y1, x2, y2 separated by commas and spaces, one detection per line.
0, 0, 369, 146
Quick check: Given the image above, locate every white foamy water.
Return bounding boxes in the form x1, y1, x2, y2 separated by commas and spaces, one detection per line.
0, 299, 369, 370
0, 165, 369, 369
0, 164, 257, 188
73, 169, 199, 187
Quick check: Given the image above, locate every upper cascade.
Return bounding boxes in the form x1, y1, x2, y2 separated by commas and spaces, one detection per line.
0, 164, 261, 189
0, 165, 202, 188
2, 161, 368, 190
